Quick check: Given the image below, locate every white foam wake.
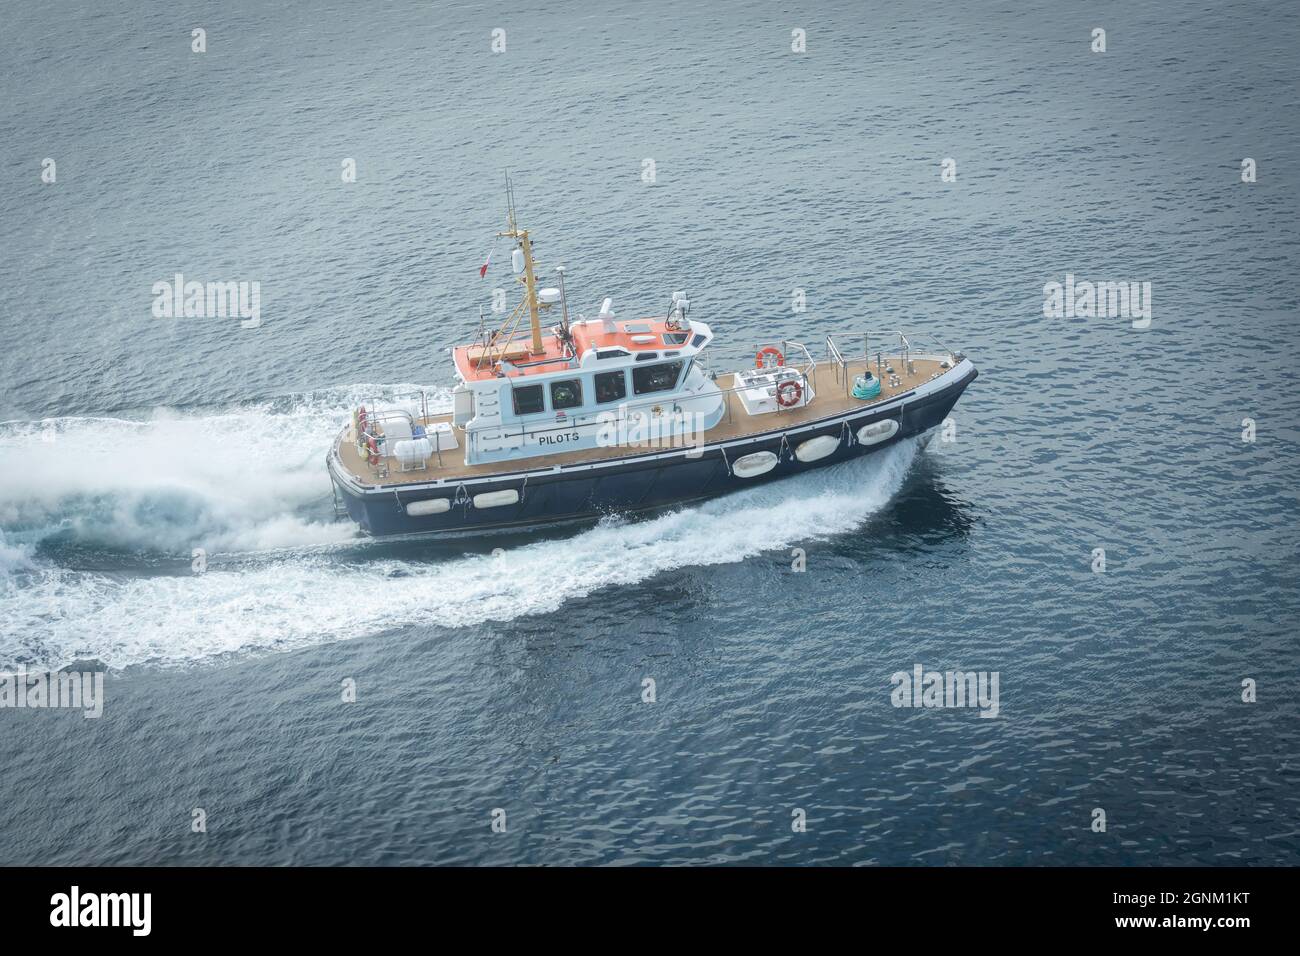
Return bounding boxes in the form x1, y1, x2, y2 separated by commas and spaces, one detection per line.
0, 392, 921, 670
0, 384, 444, 554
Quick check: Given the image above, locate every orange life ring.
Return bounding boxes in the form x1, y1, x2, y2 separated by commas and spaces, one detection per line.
366, 435, 381, 465
776, 380, 803, 408
756, 346, 784, 369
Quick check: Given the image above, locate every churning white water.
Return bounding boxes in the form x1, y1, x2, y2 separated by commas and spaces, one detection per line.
0, 388, 920, 671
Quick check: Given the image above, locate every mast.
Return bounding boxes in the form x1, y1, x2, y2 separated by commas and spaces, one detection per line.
498, 174, 544, 355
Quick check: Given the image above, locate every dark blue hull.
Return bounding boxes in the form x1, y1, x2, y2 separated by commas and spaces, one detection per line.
331, 366, 975, 537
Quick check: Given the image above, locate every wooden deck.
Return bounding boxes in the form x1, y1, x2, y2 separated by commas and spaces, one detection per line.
337, 357, 948, 485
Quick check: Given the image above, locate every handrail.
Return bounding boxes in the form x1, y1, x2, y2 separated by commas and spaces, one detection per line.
826, 334, 844, 368
452, 343, 819, 464
502, 352, 576, 372
477, 343, 819, 432
825, 334, 848, 395
351, 330, 957, 474
823, 329, 956, 366
367, 408, 416, 429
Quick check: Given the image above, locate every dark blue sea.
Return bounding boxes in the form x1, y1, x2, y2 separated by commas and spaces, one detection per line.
1, 0, 1298, 865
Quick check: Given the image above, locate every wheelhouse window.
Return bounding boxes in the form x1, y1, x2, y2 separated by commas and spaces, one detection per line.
594, 369, 627, 404
632, 360, 684, 395
512, 384, 545, 416
550, 378, 583, 410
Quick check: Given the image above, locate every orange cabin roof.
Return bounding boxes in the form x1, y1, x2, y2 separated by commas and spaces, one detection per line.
453, 317, 688, 382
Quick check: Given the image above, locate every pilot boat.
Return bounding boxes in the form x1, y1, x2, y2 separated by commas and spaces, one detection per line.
327, 192, 978, 537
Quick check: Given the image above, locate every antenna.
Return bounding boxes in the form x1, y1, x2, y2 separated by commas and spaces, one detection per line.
496, 171, 543, 355
505, 170, 518, 232
556, 265, 569, 338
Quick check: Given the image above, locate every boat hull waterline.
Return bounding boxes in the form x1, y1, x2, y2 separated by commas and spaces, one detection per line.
328, 361, 976, 537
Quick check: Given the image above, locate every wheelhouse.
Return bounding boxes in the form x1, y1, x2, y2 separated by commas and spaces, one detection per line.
481, 325, 710, 424
448, 310, 719, 465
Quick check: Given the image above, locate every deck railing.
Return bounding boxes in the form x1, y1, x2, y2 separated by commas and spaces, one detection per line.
822, 330, 959, 395
351, 390, 444, 478
447, 340, 821, 468
348, 331, 959, 475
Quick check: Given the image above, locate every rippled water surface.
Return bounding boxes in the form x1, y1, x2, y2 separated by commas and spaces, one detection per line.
1, 0, 1298, 864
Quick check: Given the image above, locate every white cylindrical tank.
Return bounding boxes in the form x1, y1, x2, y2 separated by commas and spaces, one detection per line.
393, 437, 433, 465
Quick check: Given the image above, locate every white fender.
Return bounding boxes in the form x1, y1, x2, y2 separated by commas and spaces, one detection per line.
472, 489, 520, 509
856, 419, 899, 446
406, 498, 451, 516
795, 434, 839, 463
732, 450, 778, 478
